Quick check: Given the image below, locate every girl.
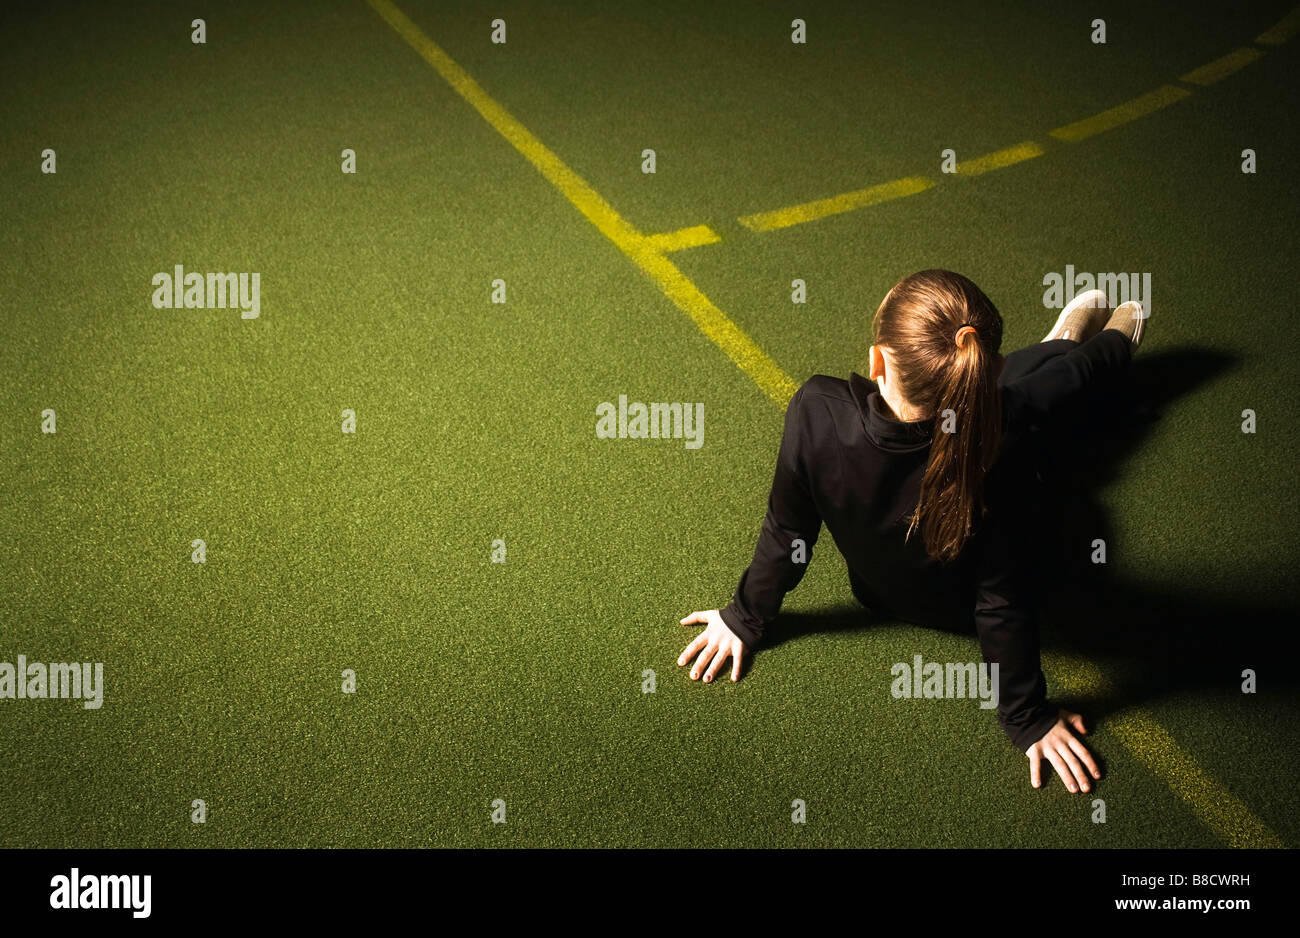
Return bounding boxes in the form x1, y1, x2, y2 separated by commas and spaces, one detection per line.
678, 269, 1146, 793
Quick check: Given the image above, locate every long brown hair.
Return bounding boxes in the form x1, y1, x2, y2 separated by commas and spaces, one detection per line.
873, 270, 1003, 563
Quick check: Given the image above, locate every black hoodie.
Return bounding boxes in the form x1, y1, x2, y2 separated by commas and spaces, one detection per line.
719, 330, 1132, 751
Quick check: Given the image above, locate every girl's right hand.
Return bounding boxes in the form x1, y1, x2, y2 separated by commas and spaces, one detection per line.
677, 610, 746, 683
1026, 709, 1102, 793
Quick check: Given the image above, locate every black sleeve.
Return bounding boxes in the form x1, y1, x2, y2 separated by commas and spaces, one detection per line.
719, 383, 824, 651
1004, 329, 1132, 430
970, 513, 1059, 751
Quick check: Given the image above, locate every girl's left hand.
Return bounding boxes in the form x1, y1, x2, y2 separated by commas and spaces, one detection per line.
677, 610, 746, 683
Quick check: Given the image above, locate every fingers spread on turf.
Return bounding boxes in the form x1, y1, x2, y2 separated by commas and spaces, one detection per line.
1067, 711, 1088, 735
1045, 748, 1076, 793
1065, 734, 1101, 780
1029, 751, 1042, 789
731, 644, 744, 682
691, 644, 717, 680
1057, 744, 1091, 793
703, 645, 730, 683
680, 611, 706, 626
677, 631, 707, 667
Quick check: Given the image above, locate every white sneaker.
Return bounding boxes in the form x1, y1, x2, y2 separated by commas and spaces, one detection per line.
1104, 301, 1146, 349
1043, 288, 1111, 343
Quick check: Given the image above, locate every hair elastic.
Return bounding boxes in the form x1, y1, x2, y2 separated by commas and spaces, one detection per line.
954, 325, 978, 347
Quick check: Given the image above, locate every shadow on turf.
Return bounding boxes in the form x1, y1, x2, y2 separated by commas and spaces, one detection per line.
1027, 344, 1300, 718
761, 346, 1300, 717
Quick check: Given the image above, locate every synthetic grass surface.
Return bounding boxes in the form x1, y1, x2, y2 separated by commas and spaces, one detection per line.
1, 0, 1297, 847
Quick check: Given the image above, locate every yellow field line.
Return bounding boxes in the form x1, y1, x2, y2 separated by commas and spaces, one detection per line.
1048, 84, 1191, 143
364, 0, 798, 406
737, 176, 934, 232
1257, 4, 1300, 44
719, 11, 1290, 241
366, 0, 1284, 848
645, 224, 722, 252
1044, 653, 1285, 848
958, 140, 1045, 176
1180, 47, 1265, 86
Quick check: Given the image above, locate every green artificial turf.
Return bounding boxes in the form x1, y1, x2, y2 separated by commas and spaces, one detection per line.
1, 0, 1297, 848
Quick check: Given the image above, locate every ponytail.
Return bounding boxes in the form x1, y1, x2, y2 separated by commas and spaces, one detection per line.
909, 323, 1001, 561
874, 270, 1003, 563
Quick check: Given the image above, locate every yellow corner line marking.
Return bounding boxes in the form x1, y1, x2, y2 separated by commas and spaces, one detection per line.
1180, 47, 1264, 86
1044, 653, 1285, 849
1049, 84, 1192, 143
958, 140, 1045, 176
646, 224, 723, 253
364, 0, 798, 406
1257, 3, 1300, 45
366, 0, 639, 247
737, 176, 934, 233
